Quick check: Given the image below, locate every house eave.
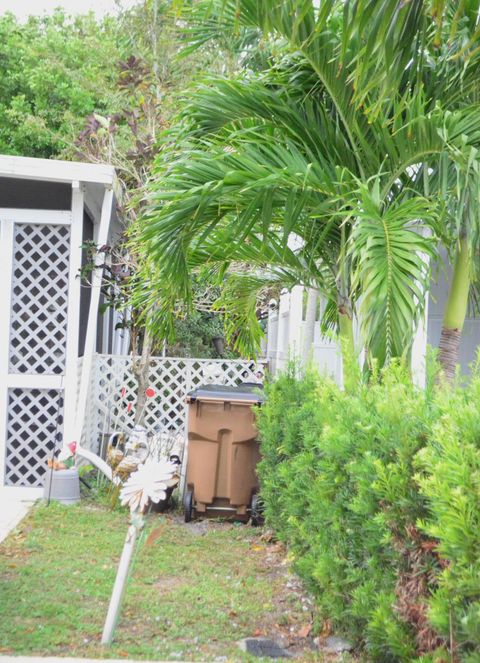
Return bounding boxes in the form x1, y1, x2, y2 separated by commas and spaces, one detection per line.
0, 154, 116, 186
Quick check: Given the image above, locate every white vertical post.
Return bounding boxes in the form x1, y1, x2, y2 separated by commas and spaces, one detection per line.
301, 287, 317, 366
266, 309, 279, 373
75, 186, 113, 456
180, 360, 191, 496
289, 285, 304, 361
412, 239, 431, 389
0, 219, 14, 489
63, 182, 84, 445
276, 290, 291, 372
412, 287, 430, 388
102, 253, 112, 354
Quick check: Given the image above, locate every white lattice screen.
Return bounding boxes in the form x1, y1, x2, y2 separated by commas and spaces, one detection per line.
82, 354, 265, 453
4, 221, 70, 488
9, 223, 70, 375
5, 388, 64, 487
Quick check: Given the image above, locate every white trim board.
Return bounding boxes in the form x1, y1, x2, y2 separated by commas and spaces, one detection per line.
0, 218, 14, 491
0, 209, 72, 224
0, 155, 115, 186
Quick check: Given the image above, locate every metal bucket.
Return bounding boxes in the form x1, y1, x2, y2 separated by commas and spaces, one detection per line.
43, 468, 80, 504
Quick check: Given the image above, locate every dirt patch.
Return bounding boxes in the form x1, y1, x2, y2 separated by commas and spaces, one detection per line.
153, 576, 186, 595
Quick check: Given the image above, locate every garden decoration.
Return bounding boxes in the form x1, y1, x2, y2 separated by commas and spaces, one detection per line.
110, 425, 149, 481
47, 440, 77, 471
101, 457, 180, 645
76, 385, 154, 483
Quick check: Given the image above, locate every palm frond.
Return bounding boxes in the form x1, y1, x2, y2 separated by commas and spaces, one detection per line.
349, 184, 436, 365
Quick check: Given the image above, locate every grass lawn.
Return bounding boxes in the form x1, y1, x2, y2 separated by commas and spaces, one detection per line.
0, 498, 356, 662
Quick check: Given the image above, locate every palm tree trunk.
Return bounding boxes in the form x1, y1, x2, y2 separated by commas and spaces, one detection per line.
338, 300, 359, 391
438, 237, 470, 382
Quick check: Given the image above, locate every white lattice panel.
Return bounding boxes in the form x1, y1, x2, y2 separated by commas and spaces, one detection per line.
9, 223, 70, 375
5, 388, 64, 487
82, 354, 266, 453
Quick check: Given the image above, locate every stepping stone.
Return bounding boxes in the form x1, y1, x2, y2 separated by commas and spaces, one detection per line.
323, 636, 353, 653
238, 637, 292, 658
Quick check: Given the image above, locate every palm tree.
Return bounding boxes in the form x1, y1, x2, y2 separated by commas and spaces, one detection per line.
336, 0, 480, 381
133, 0, 480, 379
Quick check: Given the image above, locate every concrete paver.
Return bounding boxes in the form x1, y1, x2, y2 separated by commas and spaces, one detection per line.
0, 492, 34, 544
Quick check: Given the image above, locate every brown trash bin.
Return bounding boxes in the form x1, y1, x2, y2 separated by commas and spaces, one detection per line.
183, 384, 264, 522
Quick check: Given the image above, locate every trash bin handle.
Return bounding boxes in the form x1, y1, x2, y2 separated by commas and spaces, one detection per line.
188, 397, 259, 405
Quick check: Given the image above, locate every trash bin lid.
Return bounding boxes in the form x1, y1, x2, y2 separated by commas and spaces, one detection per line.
186, 383, 264, 404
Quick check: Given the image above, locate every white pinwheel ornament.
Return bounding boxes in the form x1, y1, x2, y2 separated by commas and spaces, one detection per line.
119, 459, 179, 513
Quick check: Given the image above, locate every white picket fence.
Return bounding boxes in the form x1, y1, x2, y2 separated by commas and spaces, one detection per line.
80, 353, 265, 454
264, 285, 343, 381
263, 284, 436, 388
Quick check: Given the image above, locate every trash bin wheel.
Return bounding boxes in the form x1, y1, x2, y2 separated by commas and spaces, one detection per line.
183, 489, 194, 523
250, 493, 264, 527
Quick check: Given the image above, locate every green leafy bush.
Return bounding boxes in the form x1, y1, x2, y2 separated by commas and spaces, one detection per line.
257, 360, 480, 661
0, 11, 122, 157
416, 374, 480, 663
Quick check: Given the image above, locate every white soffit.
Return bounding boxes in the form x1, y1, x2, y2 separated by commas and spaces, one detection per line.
0, 154, 116, 186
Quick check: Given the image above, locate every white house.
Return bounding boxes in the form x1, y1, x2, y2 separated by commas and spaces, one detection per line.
0, 155, 267, 503
0, 154, 124, 498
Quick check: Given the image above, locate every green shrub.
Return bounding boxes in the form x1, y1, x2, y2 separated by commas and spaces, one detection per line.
256, 359, 480, 661
416, 367, 480, 662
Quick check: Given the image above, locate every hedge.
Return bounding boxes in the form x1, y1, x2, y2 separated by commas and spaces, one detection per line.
256, 360, 480, 662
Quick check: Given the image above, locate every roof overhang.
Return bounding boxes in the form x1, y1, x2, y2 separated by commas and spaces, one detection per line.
0, 154, 116, 186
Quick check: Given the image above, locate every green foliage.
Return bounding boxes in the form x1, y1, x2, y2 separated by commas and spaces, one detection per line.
257, 360, 480, 661
0, 11, 122, 157
168, 310, 237, 358
416, 365, 480, 658
0, 3, 207, 160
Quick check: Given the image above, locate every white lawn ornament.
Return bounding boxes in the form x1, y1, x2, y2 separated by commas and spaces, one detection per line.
119, 459, 179, 512
148, 428, 184, 463
101, 458, 179, 645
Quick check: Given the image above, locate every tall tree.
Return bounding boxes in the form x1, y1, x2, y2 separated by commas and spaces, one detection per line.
133, 0, 480, 378
0, 10, 124, 157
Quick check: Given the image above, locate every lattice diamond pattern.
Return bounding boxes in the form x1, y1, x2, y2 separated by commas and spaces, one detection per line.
5, 388, 64, 487
81, 355, 266, 452
9, 223, 70, 374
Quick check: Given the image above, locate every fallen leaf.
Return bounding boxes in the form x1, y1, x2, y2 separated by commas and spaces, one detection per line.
252, 628, 264, 637
321, 619, 333, 637
146, 526, 165, 546
298, 624, 312, 638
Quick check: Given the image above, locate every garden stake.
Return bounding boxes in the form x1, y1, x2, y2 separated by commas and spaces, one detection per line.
101, 513, 144, 645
